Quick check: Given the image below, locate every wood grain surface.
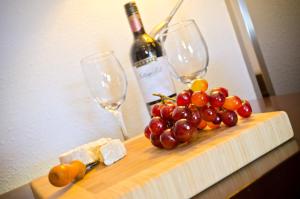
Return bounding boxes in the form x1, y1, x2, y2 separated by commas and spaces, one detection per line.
31, 111, 294, 199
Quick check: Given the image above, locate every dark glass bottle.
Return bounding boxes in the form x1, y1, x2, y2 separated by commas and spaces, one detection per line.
124, 2, 176, 109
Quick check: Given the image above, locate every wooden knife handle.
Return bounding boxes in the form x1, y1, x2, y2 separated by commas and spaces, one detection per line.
48, 160, 86, 187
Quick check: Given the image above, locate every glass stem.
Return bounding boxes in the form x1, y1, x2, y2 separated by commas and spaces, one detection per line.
111, 110, 129, 141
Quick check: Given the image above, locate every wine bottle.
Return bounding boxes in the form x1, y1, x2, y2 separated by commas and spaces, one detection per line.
124, 1, 176, 110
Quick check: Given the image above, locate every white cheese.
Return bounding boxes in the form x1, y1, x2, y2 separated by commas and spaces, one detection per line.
59, 138, 111, 165
84, 138, 112, 161
59, 147, 96, 165
59, 138, 126, 166
99, 139, 127, 166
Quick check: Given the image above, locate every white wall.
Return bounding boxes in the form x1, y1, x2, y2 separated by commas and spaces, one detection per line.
245, 0, 300, 95
0, 0, 257, 194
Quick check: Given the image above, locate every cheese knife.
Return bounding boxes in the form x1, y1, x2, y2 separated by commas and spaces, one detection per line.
48, 160, 99, 187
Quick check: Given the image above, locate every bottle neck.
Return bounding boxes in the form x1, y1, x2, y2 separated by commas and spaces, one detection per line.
127, 12, 145, 38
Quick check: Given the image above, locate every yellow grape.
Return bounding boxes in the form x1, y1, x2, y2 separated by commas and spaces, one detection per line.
190, 79, 208, 92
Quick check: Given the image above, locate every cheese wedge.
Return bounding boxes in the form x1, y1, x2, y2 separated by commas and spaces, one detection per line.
99, 139, 127, 166
59, 138, 126, 166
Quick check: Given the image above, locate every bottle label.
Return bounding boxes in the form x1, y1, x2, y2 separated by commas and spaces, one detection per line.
129, 14, 142, 32
134, 56, 157, 67
134, 57, 175, 104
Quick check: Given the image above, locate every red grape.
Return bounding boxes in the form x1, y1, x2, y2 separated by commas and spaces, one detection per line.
223, 96, 242, 111
160, 103, 176, 120
201, 106, 217, 122
210, 92, 225, 107
221, 110, 238, 127
177, 91, 191, 106
151, 103, 162, 117
144, 126, 151, 139
189, 105, 202, 127
212, 114, 222, 125
173, 119, 196, 143
172, 106, 191, 121
160, 129, 178, 149
191, 91, 209, 107
211, 87, 229, 97
149, 117, 166, 136
237, 100, 252, 118
150, 133, 163, 148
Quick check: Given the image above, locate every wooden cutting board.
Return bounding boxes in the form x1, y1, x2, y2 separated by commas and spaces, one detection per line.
31, 111, 294, 199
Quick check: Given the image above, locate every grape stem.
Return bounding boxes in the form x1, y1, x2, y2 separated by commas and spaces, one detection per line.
152, 93, 176, 104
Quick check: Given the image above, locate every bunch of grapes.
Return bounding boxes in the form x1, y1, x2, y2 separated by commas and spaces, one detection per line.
144, 79, 253, 149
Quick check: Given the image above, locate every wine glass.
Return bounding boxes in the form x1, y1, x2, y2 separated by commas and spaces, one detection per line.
81, 51, 129, 140
159, 19, 209, 85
